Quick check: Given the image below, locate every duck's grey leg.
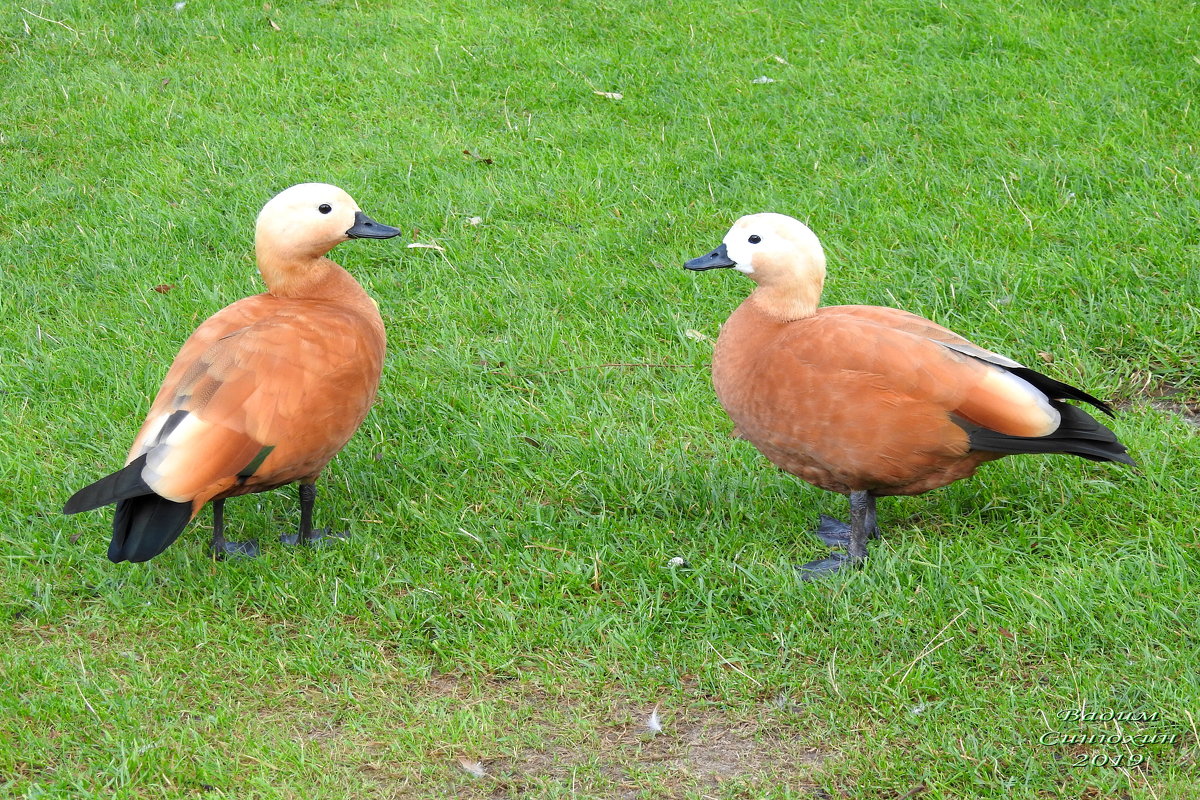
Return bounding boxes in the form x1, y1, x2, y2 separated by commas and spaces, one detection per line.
811, 491, 880, 546
846, 490, 872, 561
209, 498, 259, 559
280, 482, 349, 547
798, 491, 875, 579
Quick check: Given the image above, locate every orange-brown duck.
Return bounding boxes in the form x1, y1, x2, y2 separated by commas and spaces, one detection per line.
686, 213, 1134, 578
65, 183, 400, 562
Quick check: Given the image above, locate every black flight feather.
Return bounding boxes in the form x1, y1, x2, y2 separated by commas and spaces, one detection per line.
109, 494, 193, 563
63, 454, 155, 514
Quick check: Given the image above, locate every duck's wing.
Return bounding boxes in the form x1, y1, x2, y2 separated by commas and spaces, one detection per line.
793, 309, 1132, 464
786, 312, 1061, 439
823, 305, 1114, 415
127, 296, 275, 462
823, 305, 1021, 365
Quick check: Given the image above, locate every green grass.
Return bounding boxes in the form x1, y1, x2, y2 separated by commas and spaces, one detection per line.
2, 0, 1199, 797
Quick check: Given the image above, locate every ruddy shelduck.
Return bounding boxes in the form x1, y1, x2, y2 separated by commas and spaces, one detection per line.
64, 183, 401, 563
685, 213, 1134, 578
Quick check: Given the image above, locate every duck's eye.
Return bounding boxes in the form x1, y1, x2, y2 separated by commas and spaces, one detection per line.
748, 234, 762, 244
318, 204, 333, 214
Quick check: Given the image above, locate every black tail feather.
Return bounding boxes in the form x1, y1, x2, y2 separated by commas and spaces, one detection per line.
63, 454, 153, 514
960, 401, 1136, 465
109, 494, 194, 563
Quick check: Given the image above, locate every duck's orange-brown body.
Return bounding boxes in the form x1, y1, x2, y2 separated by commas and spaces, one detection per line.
64, 183, 400, 563
128, 263, 386, 512
713, 300, 1004, 496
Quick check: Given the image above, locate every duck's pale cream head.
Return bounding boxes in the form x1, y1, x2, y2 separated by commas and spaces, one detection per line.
255, 182, 400, 266
685, 213, 828, 319
253, 183, 400, 297
685, 213, 826, 282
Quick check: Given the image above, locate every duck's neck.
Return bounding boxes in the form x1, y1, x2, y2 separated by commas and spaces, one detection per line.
257, 250, 381, 328
746, 273, 823, 322
258, 253, 335, 298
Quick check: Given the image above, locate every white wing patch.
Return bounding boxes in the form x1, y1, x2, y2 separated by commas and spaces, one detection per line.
972, 368, 1061, 437
142, 414, 214, 501
939, 339, 1023, 369
129, 412, 172, 460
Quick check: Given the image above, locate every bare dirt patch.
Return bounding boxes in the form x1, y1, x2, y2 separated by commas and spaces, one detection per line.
1150, 398, 1199, 427
455, 702, 829, 798
1124, 380, 1199, 428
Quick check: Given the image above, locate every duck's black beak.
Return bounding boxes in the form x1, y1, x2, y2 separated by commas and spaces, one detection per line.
346, 211, 401, 240
684, 242, 736, 271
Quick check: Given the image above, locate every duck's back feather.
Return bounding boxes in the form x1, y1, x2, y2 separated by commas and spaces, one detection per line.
63, 453, 194, 563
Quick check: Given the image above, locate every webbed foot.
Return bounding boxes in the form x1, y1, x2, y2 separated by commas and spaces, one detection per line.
813, 515, 853, 547
280, 528, 350, 547
210, 538, 260, 560
812, 514, 881, 548
797, 491, 878, 580
797, 551, 862, 579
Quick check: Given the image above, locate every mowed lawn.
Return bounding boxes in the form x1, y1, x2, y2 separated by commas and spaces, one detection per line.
2, 0, 1198, 797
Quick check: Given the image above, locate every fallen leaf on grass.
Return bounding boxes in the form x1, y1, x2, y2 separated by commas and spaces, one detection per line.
594, 90, 623, 100
152, 284, 174, 294
267, 17, 280, 31
406, 242, 445, 252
